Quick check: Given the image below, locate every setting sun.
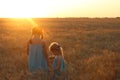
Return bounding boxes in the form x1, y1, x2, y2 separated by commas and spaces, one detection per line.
0, 0, 120, 18
0, 0, 52, 18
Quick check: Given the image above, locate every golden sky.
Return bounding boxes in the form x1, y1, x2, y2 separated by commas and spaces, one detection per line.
0, 0, 120, 18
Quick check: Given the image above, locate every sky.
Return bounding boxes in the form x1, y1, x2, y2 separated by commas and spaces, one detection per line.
0, 0, 120, 18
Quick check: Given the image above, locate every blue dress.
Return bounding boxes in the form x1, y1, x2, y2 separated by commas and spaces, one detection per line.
28, 44, 48, 72
52, 55, 66, 79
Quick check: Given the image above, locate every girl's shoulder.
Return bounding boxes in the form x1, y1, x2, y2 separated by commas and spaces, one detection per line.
40, 39, 47, 47
40, 39, 45, 44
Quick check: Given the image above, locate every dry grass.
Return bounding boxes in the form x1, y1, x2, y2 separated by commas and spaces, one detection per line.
0, 18, 120, 80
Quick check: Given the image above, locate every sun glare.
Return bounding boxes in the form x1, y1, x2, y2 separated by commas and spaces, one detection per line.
0, 0, 119, 18
1, 0, 52, 18
1, 0, 94, 18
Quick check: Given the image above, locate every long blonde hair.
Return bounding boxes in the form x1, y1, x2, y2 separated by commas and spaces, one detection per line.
49, 42, 64, 57
31, 27, 43, 39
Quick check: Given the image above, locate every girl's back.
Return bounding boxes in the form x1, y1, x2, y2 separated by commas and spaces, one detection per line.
28, 37, 48, 72
28, 27, 49, 80
52, 55, 66, 71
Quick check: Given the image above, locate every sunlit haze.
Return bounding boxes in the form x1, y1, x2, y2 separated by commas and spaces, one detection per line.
0, 0, 120, 18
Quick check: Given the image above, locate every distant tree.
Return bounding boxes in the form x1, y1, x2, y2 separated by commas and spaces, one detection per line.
116, 17, 120, 19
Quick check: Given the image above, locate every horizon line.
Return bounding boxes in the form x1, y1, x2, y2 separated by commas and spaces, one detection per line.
0, 16, 120, 19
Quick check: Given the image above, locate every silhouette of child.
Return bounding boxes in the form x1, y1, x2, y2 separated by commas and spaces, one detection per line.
49, 42, 66, 80
27, 27, 50, 80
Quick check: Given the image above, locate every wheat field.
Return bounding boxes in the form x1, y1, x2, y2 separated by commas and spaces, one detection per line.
0, 18, 120, 80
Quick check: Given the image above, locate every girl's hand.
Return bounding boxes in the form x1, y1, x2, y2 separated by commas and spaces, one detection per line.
48, 66, 53, 72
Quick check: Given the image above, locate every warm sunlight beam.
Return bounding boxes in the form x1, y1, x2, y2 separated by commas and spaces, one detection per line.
26, 18, 38, 27
9, 18, 38, 29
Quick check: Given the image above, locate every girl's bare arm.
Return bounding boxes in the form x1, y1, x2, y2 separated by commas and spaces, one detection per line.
54, 56, 60, 71
27, 39, 31, 55
42, 40, 51, 67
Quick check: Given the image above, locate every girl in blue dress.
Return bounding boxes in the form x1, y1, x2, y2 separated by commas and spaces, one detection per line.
27, 27, 50, 80
49, 42, 66, 80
